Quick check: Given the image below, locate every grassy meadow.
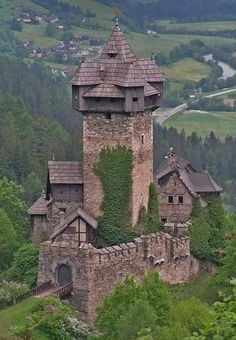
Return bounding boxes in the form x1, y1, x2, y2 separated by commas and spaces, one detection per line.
0, 298, 47, 339
163, 58, 212, 82
158, 19, 236, 31
164, 110, 236, 139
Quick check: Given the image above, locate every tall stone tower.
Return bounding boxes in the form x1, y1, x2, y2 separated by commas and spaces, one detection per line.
71, 22, 164, 226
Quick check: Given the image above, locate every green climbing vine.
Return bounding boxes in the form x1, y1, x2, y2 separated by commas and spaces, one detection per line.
94, 146, 136, 245
144, 183, 161, 234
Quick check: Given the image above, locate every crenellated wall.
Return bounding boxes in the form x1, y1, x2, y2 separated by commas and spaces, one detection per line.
38, 231, 200, 322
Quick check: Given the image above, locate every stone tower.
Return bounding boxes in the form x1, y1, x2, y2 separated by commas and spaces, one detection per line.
71, 22, 165, 226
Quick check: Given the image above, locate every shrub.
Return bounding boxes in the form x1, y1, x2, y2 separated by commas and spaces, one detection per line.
0, 280, 29, 309
6, 244, 39, 288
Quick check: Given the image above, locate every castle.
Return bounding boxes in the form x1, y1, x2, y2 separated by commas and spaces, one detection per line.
29, 22, 219, 322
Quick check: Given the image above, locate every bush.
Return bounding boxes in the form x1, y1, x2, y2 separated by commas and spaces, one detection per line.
0, 280, 29, 309
16, 296, 90, 340
6, 244, 39, 288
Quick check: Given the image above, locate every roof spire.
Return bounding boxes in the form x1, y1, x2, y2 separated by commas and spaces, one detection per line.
116, 17, 119, 27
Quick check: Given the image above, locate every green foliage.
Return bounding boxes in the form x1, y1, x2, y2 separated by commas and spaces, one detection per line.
96, 271, 171, 339
23, 172, 43, 205
0, 281, 29, 309
0, 177, 27, 239
45, 24, 57, 38
213, 236, 236, 292
0, 209, 19, 272
6, 244, 39, 288
171, 297, 212, 335
117, 300, 157, 340
144, 183, 161, 234
186, 282, 236, 340
189, 214, 212, 260
95, 146, 136, 245
141, 271, 171, 326
189, 196, 225, 262
16, 296, 90, 340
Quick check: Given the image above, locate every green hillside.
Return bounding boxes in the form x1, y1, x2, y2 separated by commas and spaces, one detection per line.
164, 110, 236, 139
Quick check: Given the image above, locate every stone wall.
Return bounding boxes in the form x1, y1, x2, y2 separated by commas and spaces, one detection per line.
159, 173, 193, 223
83, 111, 153, 226
31, 215, 50, 244
38, 232, 200, 322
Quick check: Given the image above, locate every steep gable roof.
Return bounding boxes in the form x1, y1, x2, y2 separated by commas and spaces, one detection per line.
50, 205, 98, 241
155, 151, 222, 196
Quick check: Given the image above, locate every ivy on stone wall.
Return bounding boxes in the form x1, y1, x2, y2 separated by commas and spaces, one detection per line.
144, 183, 161, 234
189, 196, 225, 262
95, 146, 136, 245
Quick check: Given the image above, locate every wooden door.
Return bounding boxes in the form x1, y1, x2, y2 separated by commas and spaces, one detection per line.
58, 264, 72, 286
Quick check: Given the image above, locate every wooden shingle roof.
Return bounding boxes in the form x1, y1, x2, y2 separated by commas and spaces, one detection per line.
27, 195, 49, 215
83, 83, 125, 98
99, 23, 136, 63
71, 23, 165, 92
48, 161, 83, 184
135, 59, 166, 83
154, 152, 222, 195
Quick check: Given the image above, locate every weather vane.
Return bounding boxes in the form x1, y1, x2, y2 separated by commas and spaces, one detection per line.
112, 5, 120, 25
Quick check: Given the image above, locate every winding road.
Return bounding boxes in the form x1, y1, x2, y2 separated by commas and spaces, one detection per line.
154, 88, 236, 126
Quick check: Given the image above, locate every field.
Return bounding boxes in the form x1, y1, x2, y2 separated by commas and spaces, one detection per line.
15, 23, 58, 48
158, 19, 236, 32
163, 58, 212, 82
164, 110, 236, 139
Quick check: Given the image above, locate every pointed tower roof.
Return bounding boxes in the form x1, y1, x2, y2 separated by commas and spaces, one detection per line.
71, 22, 165, 92
99, 23, 137, 63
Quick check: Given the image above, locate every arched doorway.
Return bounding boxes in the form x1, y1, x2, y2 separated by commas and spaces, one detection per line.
57, 264, 72, 286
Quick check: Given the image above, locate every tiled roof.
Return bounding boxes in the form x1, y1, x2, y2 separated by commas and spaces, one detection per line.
27, 195, 49, 215
83, 83, 125, 98
48, 161, 83, 184
50, 205, 98, 241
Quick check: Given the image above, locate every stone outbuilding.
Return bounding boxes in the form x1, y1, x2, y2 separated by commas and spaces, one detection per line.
154, 148, 222, 225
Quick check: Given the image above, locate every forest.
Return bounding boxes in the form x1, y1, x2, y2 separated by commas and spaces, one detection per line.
97, 0, 236, 22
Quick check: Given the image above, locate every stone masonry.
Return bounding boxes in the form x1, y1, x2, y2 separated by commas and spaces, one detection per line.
37, 232, 204, 322
83, 111, 153, 226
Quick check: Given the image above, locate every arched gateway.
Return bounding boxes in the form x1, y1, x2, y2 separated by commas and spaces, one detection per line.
57, 264, 72, 286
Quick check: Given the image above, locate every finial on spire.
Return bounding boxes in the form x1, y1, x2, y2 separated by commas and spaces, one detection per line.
165, 147, 175, 159
116, 17, 119, 26
52, 153, 55, 161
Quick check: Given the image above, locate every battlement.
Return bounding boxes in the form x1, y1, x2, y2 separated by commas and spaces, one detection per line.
79, 231, 190, 265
